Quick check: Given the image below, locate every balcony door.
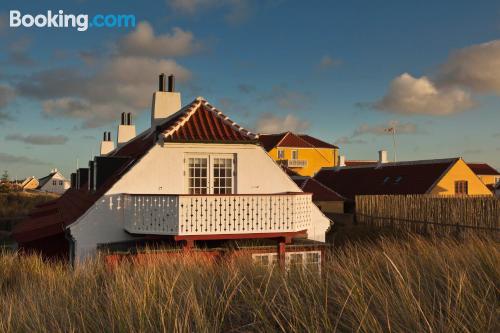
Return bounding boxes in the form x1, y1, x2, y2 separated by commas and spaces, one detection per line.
186, 154, 235, 194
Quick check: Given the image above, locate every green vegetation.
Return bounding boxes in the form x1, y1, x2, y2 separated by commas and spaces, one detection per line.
0, 236, 497, 332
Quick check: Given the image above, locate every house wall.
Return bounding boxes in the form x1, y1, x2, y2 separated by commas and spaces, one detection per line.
22, 178, 39, 190
268, 147, 337, 176
430, 159, 493, 196
40, 173, 70, 194
69, 143, 331, 262
477, 174, 500, 186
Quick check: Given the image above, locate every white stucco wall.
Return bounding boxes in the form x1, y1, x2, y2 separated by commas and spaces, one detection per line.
39, 172, 70, 194
69, 142, 331, 262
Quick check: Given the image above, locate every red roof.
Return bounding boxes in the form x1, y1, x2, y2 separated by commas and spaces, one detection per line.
292, 177, 345, 202
466, 163, 500, 176
160, 98, 257, 143
314, 158, 459, 201
258, 132, 338, 151
345, 160, 377, 167
13, 98, 258, 244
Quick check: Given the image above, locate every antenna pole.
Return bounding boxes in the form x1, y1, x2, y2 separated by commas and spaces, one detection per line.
393, 126, 397, 162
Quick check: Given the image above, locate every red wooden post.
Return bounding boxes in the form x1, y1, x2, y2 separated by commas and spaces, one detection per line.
278, 241, 286, 268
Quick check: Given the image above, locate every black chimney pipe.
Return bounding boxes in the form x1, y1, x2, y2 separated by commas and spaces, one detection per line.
168, 74, 175, 92
103, 132, 106, 141
121, 112, 126, 125
107, 132, 111, 141
159, 73, 167, 92
127, 113, 131, 125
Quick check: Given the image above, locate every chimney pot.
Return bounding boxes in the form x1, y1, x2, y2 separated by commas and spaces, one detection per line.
107, 132, 111, 141
168, 74, 175, 92
378, 150, 388, 164
338, 155, 346, 167
127, 113, 132, 125
103, 132, 107, 141
121, 112, 126, 125
159, 73, 167, 92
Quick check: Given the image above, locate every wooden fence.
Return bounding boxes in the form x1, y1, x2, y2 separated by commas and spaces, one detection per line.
355, 195, 500, 237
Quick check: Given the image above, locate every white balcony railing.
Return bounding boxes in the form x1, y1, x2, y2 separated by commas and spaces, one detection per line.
122, 193, 312, 236
278, 159, 308, 168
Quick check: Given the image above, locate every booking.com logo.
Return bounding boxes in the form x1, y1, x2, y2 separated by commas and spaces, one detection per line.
9, 10, 136, 32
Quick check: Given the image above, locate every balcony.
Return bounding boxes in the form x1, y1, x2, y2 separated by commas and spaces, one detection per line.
122, 193, 312, 237
278, 159, 308, 168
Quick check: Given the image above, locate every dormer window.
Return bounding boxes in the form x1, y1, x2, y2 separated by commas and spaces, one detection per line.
186, 154, 235, 194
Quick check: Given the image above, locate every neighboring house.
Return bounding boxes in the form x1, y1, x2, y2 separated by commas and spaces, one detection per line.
292, 177, 345, 213
21, 176, 39, 191
466, 163, 500, 193
36, 169, 70, 194
258, 132, 339, 176
314, 154, 492, 210
13, 74, 331, 265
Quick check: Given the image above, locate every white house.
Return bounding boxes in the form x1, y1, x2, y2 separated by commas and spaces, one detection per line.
36, 169, 70, 194
13, 74, 331, 265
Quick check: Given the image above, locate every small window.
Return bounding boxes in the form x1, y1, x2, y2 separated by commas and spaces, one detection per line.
252, 253, 278, 267
291, 150, 299, 160
277, 149, 285, 159
52, 180, 57, 185
454, 181, 468, 195
59, 181, 63, 186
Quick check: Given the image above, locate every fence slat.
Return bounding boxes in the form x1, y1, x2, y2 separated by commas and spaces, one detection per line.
355, 195, 500, 237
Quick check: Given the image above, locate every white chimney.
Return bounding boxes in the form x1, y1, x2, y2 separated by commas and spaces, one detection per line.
378, 150, 388, 164
151, 73, 181, 128
100, 132, 114, 156
338, 155, 346, 167
117, 112, 136, 148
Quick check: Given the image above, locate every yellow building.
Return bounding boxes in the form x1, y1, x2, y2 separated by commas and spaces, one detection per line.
314, 157, 493, 204
258, 132, 339, 176
466, 163, 500, 192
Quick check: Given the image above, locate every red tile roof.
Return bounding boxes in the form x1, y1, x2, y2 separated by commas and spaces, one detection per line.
314, 158, 459, 201
13, 97, 258, 245
160, 98, 257, 143
258, 132, 338, 151
466, 163, 500, 176
292, 177, 345, 202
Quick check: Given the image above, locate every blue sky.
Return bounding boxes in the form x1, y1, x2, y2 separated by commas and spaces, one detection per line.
0, 0, 499, 179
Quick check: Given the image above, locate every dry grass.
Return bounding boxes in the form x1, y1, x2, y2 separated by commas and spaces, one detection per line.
0, 236, 498, 332
0, 192, 58, 218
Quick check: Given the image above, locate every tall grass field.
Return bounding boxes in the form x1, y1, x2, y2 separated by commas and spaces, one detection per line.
0, 236, 498, 332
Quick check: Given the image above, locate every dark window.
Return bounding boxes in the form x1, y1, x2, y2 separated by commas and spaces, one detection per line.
454, 181, 468, 195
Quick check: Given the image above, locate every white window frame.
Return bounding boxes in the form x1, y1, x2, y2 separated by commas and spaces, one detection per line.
252, 251, 321, 272
185, 154, 235, 194
277, 149, 285, 159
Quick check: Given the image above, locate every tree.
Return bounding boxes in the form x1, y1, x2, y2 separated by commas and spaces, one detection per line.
1, 170, 9, 183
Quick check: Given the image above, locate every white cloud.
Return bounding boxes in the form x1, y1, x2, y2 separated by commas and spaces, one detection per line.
118, 22, 201, 58
5, 134, 68, 145
35, 56, 191, 128
437, 40, 500, 94
374, 73, 474, 115
374, 40, 500, 115
254, 113, 310, 134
